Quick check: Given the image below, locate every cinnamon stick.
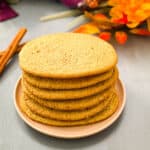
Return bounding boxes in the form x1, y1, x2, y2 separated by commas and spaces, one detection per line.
0, 28, 27, 74
0, 42, 26, 57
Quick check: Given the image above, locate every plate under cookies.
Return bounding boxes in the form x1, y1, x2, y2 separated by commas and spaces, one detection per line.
14, 78, 126, 139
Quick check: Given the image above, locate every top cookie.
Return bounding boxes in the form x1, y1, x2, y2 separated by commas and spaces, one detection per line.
19, 33, 117, 78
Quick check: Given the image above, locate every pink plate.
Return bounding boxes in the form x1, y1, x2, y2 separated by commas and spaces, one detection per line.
14, 78, 126, 139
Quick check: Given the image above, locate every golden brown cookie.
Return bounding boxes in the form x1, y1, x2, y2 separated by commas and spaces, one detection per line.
20, 92, 119, 126
23, 68, 114, 90
22, 68, 118, 100
19, 33, 117, 78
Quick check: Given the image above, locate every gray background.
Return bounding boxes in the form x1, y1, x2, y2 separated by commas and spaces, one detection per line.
0, 0, 150, 149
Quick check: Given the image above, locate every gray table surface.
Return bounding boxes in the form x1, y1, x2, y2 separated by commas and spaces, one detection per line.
0, 0, 150, 150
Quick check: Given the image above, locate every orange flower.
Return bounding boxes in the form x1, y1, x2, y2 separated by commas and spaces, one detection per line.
99, 32, 111, 41
108, 0, 150, 28
115, 31, 128, 44
85, 0, 99, 8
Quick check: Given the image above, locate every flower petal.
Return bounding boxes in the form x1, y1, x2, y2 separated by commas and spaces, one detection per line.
130, 28, 150, 36
73, 22, 100, 34
112, 13, 128, 24
115, 31, 128, 44
99, 32, 111, 41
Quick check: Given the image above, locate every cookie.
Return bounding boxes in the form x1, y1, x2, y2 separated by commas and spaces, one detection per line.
19, 33, 117, 78
23, 68, 114, 90
22, 68, 118, 100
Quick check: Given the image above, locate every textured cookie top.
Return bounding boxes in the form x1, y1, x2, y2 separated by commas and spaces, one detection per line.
19, 33, 117, 78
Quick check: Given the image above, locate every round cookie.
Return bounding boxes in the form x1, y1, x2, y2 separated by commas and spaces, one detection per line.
20, 92, 119, 126
24, 87, 113, 110
22, 68, 118, 100
24, 92, 116, 121
19, 33, 117, 78
23, 69, 114, 90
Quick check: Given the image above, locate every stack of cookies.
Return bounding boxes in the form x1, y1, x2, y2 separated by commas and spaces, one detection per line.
19, 33, 119, 126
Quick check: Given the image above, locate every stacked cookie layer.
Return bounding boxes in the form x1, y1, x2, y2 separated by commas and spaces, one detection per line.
19, 33, 119, 126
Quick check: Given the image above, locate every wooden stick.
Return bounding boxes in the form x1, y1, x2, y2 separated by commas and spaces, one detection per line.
0, 28, 27, 74
0, 42, 26, 57
40, 10, 81, 22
